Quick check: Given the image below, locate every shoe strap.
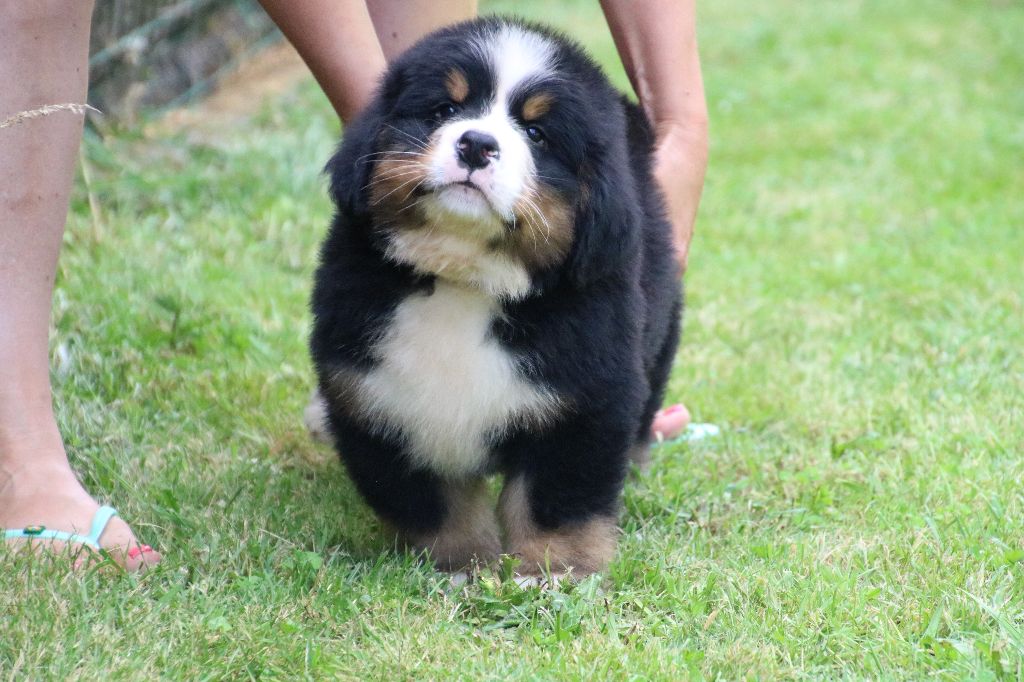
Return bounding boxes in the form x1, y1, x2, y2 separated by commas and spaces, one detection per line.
3, 505, 119, 551
86, 506, 119, 546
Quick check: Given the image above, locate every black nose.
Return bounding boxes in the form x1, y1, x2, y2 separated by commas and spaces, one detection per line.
456, 130, 499, 170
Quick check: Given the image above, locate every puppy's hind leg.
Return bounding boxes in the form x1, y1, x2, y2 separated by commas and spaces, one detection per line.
633, 306, 684, 471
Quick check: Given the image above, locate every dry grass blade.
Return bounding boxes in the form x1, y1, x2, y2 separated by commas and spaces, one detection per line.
0, 103, 100, 130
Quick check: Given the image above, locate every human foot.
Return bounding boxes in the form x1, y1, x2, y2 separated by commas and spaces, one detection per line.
1, 460, 160, 571
650, 403, 691, 442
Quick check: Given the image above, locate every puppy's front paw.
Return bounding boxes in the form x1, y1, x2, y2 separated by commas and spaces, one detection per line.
409, 525, 501, 573
512, 572, 569, 589
500, 476, 619, 577
407, 478, 502, 572
506, 517, 617, 578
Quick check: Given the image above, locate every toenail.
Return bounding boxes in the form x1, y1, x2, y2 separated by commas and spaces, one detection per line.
127, 544, 154, 560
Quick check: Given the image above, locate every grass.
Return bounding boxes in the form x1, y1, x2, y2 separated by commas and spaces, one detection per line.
3, 0, 1023, 678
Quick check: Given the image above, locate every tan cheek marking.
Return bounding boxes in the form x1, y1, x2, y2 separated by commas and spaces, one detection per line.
445, 69, 470, 103
498, 476, 619, 576
404, 478, 501, 571
521, 93, 553, 121
505, 184, 575, 271
368, 148, 431, 218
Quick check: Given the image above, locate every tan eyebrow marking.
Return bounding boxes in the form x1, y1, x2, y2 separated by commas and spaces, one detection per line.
522, 92, 553, 121
445, 69, 469, 103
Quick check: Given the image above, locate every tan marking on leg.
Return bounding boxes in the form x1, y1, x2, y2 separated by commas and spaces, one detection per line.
628, 442, 652, 473
407, 478, 501, 572
521, 92, 553, 121
445, 69, 470, 103
498, 476, 618, 576
505, 183, 575, 271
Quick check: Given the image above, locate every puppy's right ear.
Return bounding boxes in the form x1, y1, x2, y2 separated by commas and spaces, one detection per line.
324, 100, 385, 218
325, 63, 408, 217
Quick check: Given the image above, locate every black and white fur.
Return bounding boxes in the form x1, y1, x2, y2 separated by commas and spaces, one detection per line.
309, 17, 682, 577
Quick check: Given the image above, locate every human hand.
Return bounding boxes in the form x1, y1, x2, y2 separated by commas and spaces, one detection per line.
652, 119, 708, 273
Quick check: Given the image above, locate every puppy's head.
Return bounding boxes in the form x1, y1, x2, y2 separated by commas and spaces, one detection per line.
329, 18, 640, 297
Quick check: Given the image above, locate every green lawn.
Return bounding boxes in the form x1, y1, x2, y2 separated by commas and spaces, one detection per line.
3, 0, 1023, 678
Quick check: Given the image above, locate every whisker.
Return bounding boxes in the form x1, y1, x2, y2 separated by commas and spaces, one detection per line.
514, 201, 542, 253
374, 156, 429, 168
359, 166, 428, 192
523, 212, 539, 253
382, 123, 430, 151
371, 166, 428, 181
519, 193, 553, 244
353, 150, 426, 164
360, 160, 428, 187
402, 177, 428, 198
371, 174, 428, 206
395, 189, 431, 215
369, 162, 426, 175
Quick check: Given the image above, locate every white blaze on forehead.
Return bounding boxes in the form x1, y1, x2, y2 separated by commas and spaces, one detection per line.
479, 24, 556, 106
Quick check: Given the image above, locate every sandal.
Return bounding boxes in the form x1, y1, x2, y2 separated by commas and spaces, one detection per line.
3, 505, 154, 562
653, 421, 721, 446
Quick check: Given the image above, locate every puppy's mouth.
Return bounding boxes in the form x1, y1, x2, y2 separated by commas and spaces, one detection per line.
433, 179, 488, 199
425, 179, 506, 221
453, 179, 485, 193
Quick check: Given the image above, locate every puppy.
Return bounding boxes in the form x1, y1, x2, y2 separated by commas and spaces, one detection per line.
309, 17, 682, 577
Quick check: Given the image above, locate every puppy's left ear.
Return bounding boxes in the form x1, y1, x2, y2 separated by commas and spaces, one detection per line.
565, 151, 640, 287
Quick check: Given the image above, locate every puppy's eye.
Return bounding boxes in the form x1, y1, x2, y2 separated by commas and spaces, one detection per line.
433, 102, 459, 120
525, 125, 546, 145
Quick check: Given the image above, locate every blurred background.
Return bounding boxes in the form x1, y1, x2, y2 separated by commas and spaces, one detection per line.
88, 0, 275, 119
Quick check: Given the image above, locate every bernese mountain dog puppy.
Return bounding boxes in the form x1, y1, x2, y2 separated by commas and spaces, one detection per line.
310, 17, 682, 578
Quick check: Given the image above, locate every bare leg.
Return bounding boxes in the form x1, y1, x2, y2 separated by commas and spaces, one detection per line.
0, 0, 158, 570
367, 0, 477, 61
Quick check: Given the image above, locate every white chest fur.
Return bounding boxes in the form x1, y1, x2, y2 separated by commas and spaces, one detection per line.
355, 283, 560, 476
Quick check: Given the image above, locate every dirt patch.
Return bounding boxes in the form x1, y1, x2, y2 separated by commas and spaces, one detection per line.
149, 41, 314, 138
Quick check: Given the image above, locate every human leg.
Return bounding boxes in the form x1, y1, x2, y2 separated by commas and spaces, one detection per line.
0, 0, 159, 570
367, 0, 478, 61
